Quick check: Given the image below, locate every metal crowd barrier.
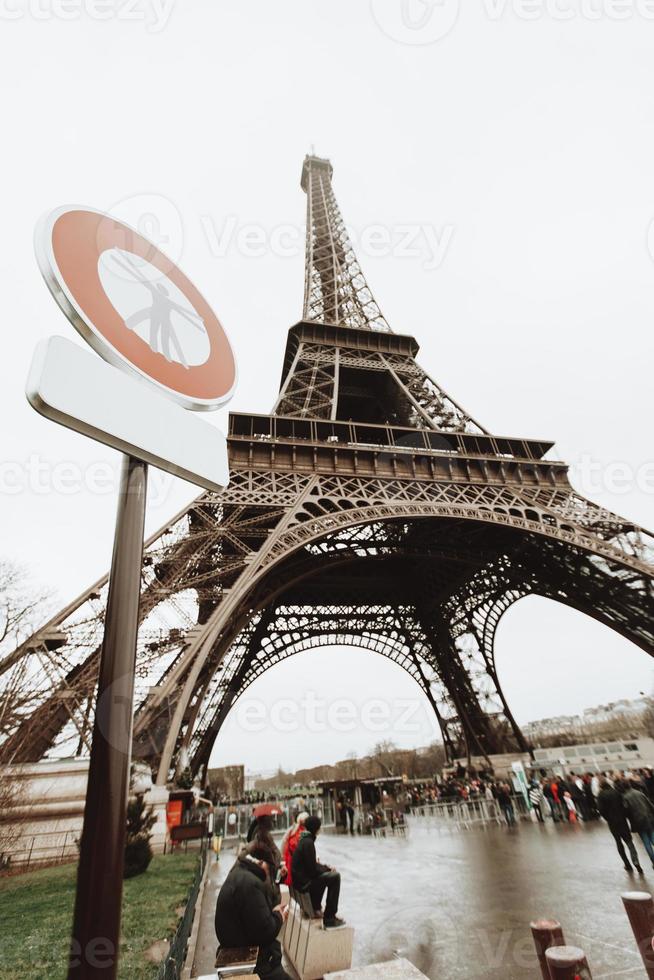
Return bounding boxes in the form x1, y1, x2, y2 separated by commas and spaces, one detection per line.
213, 798, 334, 841
408, 796, 527, 830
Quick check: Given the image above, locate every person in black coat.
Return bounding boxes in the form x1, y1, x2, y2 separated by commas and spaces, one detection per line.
597, 779, 642, 873
291, 816, 345, 928
622, 780, 654, 869
642, 769, 654, 803
248, 815, 285, 903
215, 843, 290, 980
495, 783, 515, 826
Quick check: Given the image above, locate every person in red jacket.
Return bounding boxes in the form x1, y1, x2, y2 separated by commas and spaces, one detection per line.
550, 778, 563, 821
281, 811, 309, 887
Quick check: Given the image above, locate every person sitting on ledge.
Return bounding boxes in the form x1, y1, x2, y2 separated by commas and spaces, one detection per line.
215, 842, 290, 980
281, 810, 309, 887
291, 815, 345, 929
248, 814, 286, 903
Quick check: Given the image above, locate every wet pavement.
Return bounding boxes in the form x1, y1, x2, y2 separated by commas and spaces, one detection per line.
196, 818, 652, 978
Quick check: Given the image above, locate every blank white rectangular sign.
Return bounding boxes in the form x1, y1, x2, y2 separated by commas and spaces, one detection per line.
26, 335, 230, 491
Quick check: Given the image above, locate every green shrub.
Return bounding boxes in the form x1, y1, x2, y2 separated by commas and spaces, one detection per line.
176, 767, 194, 790
124, 836, 153, 880
124, 795, 155, 880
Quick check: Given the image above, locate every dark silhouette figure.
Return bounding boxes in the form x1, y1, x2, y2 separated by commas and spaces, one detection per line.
107, 250, 206, 367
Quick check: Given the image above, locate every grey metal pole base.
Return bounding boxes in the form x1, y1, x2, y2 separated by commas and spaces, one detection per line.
67, 455, 148, 979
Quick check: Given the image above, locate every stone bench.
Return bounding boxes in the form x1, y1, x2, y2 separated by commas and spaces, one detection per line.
283, 891, 353, 980
214, 945, 259, 978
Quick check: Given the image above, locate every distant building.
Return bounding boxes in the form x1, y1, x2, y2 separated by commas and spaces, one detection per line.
206, 764, 244, 800
523, 696, 651, 740
524, 715, 583, 738
246, 770, 276, 790
455, 737, 654, 780
530, 737, 654, 773
583, 697, 650, 725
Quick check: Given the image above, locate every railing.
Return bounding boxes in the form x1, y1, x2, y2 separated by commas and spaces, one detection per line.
157, 837, 208, 980
2, 828, 79, 871
213, 798, 334, 841
229, 412, 553, 462
408, 794, 529, 830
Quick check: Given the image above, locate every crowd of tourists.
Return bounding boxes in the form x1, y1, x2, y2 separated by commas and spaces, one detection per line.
214, 809, 345, 980
209, 787, 321, 809
404, 768, 654, 813
524, 768, 654, 874
594, 772, 654, 873
408, 767, 654, 872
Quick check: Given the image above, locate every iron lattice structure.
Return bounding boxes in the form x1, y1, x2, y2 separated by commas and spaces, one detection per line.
2, 154, 653, 780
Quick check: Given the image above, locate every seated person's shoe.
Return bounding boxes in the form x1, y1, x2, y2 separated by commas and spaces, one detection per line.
324, 916, 346, 928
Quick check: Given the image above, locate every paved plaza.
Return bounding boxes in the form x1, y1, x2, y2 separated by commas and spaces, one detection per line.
194, 819, 653, 978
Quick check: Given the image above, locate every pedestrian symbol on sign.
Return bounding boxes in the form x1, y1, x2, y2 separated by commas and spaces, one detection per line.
98, 248, 210, 369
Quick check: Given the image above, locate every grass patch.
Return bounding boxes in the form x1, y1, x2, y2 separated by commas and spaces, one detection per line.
0, 852, 200, 980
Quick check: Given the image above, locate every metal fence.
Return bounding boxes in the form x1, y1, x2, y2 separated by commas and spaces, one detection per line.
2, 828, 79, 871
157, 837, 208, 980
213, 797, 335, 841
409, 794, 529, 831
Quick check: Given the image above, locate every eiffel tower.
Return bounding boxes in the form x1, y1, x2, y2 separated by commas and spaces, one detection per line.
3, 155, 653, 782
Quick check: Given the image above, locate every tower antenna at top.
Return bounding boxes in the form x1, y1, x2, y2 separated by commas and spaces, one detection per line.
301, 153, 391, 332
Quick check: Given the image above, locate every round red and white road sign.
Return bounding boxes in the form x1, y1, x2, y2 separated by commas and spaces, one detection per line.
35, 206, 237, 411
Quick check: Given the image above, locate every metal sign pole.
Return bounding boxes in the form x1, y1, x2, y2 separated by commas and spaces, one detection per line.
67, 454, 148, 979
31, 203, 234, 977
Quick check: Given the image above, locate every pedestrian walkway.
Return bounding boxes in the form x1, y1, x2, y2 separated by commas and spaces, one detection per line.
326, 960, 427, 979
190, 821, 648, 978
190, 854, 228, 977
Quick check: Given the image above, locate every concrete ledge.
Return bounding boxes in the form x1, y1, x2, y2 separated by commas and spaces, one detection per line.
325, 959, 428, 979
283, 901, 353, 980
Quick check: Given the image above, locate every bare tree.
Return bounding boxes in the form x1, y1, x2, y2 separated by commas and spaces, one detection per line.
0, 560, 52, 748
0, 562, 54, 864
0, 560, 49, 651
371, 740, 398, 776
344, 751, 359, 780
417, 741, 447, 778
0, 767, 25, 866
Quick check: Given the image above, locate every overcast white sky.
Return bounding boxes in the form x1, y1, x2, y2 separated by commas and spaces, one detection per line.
1, 1, 653, 773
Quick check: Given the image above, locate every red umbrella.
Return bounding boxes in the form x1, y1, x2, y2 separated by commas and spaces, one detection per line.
253, 803, 284, 818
